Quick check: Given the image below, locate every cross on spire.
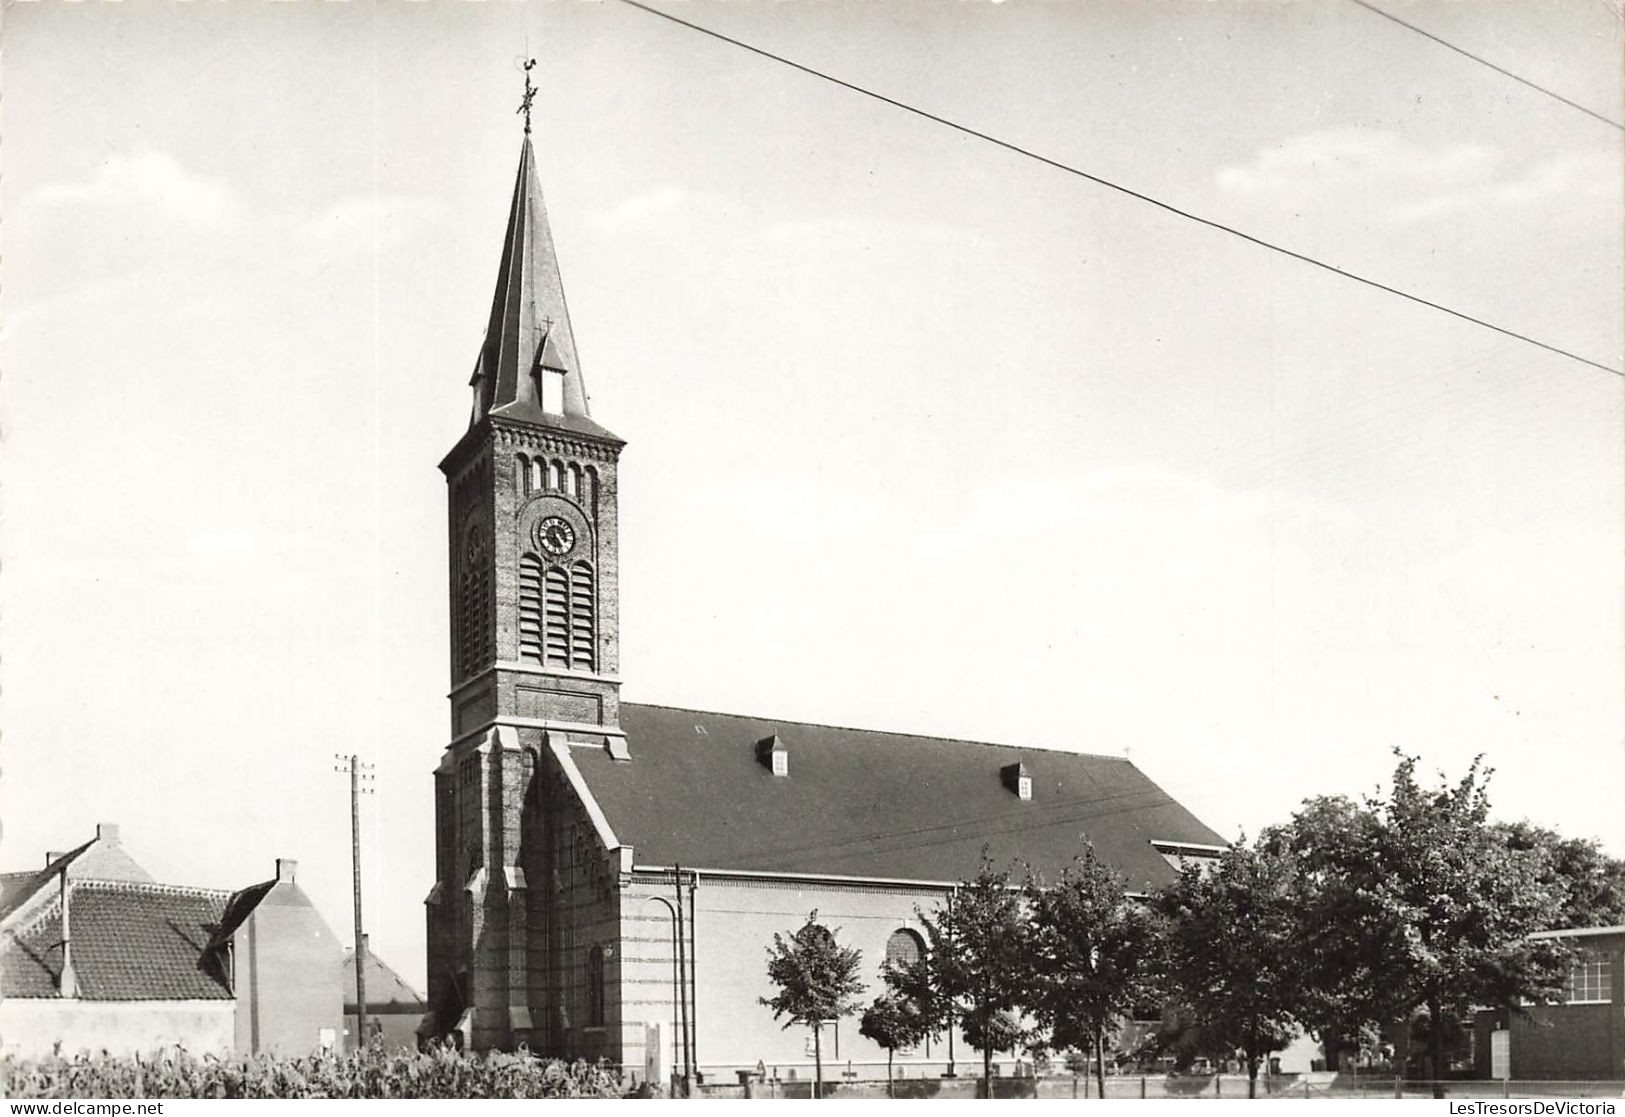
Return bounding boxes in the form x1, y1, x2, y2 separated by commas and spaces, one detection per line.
518, 58, 538, 135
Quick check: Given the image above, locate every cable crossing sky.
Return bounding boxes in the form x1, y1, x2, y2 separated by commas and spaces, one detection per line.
615, 0, 1623, 379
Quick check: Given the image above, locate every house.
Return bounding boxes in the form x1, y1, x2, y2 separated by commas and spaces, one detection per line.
342, 948, 426, 1052
1474, 925, 1625, 1081
0, 827, 343, 1057
420, 125, 1228, 1083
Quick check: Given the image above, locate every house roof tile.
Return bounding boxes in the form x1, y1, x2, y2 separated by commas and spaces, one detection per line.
0, 881, 234, 1001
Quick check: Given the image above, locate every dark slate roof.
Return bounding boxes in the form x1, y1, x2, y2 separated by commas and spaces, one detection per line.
342, 949, 425, 1012
208, 879, 277, 950
0, 882, 233, 1001
0, 842, 92, 922
575, 703, 1226, 891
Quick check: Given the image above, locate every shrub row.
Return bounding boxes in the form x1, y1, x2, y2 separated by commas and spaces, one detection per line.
1, 1046, 626, 1099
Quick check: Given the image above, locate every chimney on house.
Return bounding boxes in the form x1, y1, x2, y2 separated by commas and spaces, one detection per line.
756, 734, 788, 777
276, 858, 298, 884
1001, 762, 1033, 801
96, 822, 120, 845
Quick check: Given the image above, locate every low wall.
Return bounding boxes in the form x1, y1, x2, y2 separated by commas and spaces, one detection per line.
0, 999, 235, 1058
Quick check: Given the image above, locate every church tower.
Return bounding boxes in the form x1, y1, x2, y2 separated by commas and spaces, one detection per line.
425, 124, 628, 1051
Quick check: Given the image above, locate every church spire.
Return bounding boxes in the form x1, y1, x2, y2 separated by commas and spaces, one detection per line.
468, 111, 611, 439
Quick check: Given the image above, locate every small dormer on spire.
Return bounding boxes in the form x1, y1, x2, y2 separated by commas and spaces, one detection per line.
467, 96, 618, 442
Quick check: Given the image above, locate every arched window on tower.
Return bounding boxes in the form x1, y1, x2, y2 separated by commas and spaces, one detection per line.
530, 458, 545, 494
543, 566, 571, 666
584, 467, 598, 515
516, 454, 531, 496
518, 554, 545, 663
548, 460, 564, 491
569, 561, 595, 671
458, 530, 491, 678
566, 463, 582, 499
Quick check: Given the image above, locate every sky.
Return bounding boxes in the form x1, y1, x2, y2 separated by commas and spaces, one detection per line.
2, 0, 1620, 992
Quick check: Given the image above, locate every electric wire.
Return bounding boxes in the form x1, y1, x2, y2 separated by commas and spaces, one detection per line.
1344, 0, 1624, 132
613, 0, 1623, 379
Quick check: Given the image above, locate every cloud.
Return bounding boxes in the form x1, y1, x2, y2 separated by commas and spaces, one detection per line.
1216, 129, 1619, 224
29, 151, 240, 226
1219, 129, 1497, 198
1388, 150, 1620, 223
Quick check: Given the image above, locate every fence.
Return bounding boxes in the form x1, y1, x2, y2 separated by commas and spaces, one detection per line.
692, 1070, 1625, 1100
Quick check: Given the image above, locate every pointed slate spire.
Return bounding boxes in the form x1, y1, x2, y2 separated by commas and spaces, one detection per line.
469, 136, 614, 440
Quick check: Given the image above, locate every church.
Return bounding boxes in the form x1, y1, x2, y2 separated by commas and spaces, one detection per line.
422, 121, 1227, 1084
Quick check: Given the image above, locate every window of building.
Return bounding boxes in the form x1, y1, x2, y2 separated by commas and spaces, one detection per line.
586, 945, 606, 1027
458, 530, 491, 678
541, 369, 566, 414
531, 459, 545, 493
566, 463, 582, 499
518, 554, 544, 663
516, 454, 531, 495
548, 460, 564, 491
1565, 949, 1613, 1004
569, 562, 596, 671
885, 928, 924, 969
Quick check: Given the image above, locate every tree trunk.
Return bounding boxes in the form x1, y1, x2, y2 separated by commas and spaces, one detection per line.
1094, 1027, 1106, 1100
1247, 1053, 1259, 1100
814, 1025, 823, 1100
887, 1050, 894, 1099
1428, 995, 1445, 1100
983, 1036, 993, 1100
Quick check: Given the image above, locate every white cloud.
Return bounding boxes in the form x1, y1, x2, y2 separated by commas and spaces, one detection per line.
1388, 150, 1620, 223
1217, 129, 1620, 226
29, 151, 240, 226
1218, 129, 1496, 198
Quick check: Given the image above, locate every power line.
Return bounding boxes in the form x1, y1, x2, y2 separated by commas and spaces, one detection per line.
613, 0, 1623, 380
1344, 0, 1625, 132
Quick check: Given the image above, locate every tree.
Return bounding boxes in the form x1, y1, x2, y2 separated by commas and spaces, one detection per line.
1154, 838, 1303, 1098
1268, 754, 1570, 1096
911, 856, 1034, 1098
760, 912, 866, 1099
1023, 844, 1156, 1099
1494, 821, 1625, 929
858, 993, 928, 1097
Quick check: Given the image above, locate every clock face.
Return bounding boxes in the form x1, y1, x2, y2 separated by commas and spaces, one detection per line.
537, 516, 576, 557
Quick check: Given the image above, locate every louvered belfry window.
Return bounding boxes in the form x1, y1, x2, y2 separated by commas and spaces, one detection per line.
520, 552, 596, 672
459, 531, 492, 678
543, 566, 571, 665
519, 554, 545, 663
570, 562, 595, 671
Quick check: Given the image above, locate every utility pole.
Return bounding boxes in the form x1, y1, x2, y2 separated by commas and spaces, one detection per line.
335, 753, 375, 1050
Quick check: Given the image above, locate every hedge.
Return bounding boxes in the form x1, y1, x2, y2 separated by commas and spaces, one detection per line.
1, 1045, 626, 1099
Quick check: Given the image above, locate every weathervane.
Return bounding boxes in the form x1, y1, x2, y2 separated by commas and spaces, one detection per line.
518, 57, 538, 135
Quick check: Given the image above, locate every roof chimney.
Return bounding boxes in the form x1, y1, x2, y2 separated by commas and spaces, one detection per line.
757, 734, 788, 777
276, 858, 298, 884
1001, 762, 1033, 801
96, 823, 120, 846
